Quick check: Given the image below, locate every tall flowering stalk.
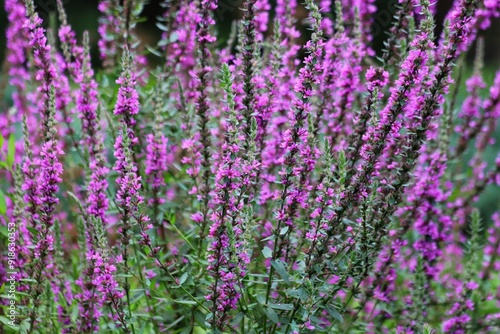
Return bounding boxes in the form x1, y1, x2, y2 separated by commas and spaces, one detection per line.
5, 0, 30, 124
80, 33, 110, 222
20, 0, 64, 330
271, 0, 324, 261
145, 81, 169, 238
112, 49, 144, 334
241, 0, 256, 150
263, 2, 324, 331
97, 0, 121, 69
206, 64, 243, 331
27, 87, 63, 332
194, 0, 217, 247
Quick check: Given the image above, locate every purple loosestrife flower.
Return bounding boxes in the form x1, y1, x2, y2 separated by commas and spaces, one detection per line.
330, 39, 363, 147
472, 70, 500, 153
380, 22, 436, 172
93, 250, 130, 332
240, 0, 257, 151
390, 0, 480, 233
276, 0, 300, 41
20, 1, 62, 307
476, 0, 500, 29
114, 50, 140, 133
50, 50, 73, 144
347, 67, 389, 164
411, 151, 451, 278
193, 0, 217, 241
144, 85, 171, 241
26, 85, 64, 331
22, 127, 42, 234
75, 249, 103, 333
37, 139, 63, 258
305, 145, 337, 247
316, 3, 348, 139
260, 0, 299, 192
319, 0, 334, 35
276, 0, 324, 230
356, 31, 433, 192
145, 82, 169, 205
441, 0, 499, 57
206, 64, 243, 330
435, 0, 480, 67
85, 139, 109, 226
5, 0, 31, 123
97, 0, 121, 69
255, 0, 270, 41
114, 131, 144, 248
77, 33, 110, 222
162, 0, 198, 89
112, 127, 148, 333
24, 0, 57, 113
456, 69, 500, 158
442, 211, 482, 334
97, 0, 147, 73
455, 68, 486, 156
307, 1, 436, 279
482, 212, 500, 281
145, 132, 168, 191
265, 4, 324, 326
57, 1, 81, 75
253, 24, 280, 173
340, 0, 376, 54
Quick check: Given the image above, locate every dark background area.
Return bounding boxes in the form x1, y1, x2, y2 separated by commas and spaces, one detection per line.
0, 0, 499, 68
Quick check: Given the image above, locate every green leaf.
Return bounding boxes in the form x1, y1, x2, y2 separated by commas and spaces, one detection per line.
255, 294, 266, 305
280, 226, 289, 235
7, 134, 15, 168
326, 305, 343, 322
173, 300, 197, 305
155, 22, 168, 31
0, 226, 8, 237
422, 324, 434, 334
0, 188, 6, 215
27, 227, 39, 236
179, 273, 188, 285
0, 316, 18, 330
262, 246, 273, 259
263, 307, 279, 324
260, 235, 275, 242
193, 327, 206, 334
71, 306, 79, 323
271, 259, 290, 285
268, 303, 294, 311
194, 310, 206, 327
145, 44, 163, 57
